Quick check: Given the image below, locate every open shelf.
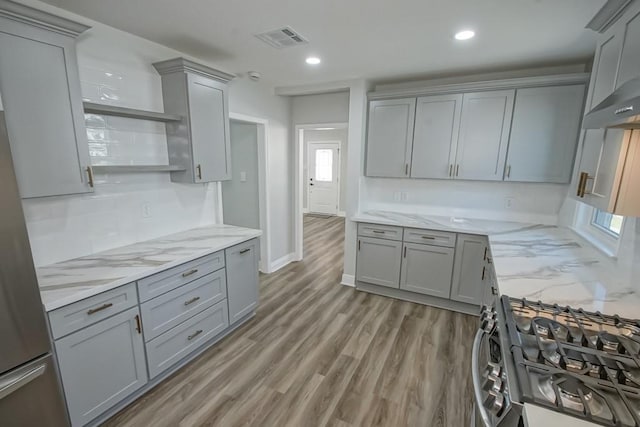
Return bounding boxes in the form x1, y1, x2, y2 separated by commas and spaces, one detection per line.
83, 102, 182, 123
91, 165, 186, 173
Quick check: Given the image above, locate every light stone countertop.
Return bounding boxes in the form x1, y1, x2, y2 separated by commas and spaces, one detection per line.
354, 210, 640, 427
352, 210, 640, 319
37, 224, 262, 312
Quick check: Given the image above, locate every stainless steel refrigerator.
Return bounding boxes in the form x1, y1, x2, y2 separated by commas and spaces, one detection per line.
0, 111, 69, 425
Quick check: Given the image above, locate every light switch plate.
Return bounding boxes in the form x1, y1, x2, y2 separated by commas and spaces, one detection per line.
240, 171, 247, 182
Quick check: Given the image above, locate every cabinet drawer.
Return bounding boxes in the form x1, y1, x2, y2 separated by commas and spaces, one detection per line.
357, 223, 403, 241
48, 283, 137, 339
146, 300, 229, 379
140, 269, 227, 341
137, 251, 224, 302
403, 228, 456, 247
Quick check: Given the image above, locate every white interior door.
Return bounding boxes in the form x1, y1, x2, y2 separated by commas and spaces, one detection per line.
308, 141, 340, 215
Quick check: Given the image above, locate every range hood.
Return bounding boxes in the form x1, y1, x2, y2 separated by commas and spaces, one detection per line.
583, 77, 640, 129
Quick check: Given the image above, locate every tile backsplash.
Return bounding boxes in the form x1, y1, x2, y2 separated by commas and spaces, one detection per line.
22, 31, 221, 267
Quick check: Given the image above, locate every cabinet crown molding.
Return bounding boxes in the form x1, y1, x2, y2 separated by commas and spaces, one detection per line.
368, 73, 590, 100
0, 0, 89, 37
152, 57, 235, 83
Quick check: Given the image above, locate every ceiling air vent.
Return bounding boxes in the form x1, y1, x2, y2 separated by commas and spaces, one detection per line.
255, 26, 309, 49
586, 0, 633, 33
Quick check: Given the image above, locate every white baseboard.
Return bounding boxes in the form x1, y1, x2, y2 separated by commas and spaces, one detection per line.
337, 211, 346, 217
341, 274, 355, 287
269, 252, 296, 273
302, 207, 310, 214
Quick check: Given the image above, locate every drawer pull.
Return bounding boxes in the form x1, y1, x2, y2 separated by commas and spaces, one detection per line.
239, 248, 251, 254
87, 303, 113, 315
421, 236, 436, 240
135, 314, 142, 334
184, 296, 201, 306
372, 230, 385, 234
182, 269, 199, 278
188, 329, 203, 341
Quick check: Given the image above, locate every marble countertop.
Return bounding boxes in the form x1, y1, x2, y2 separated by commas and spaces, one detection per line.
353, 210, 640, 319
38, 224, 262, 312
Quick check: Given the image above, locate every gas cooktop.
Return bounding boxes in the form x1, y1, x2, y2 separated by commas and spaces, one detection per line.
501, 296, 640, 426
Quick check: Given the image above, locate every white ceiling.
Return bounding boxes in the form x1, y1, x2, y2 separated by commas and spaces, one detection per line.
41, 0, 605, 87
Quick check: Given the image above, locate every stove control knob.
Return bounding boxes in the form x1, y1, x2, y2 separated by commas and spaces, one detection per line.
481, 317, 496, 333
485, 374, 504, 394
487, 361, 502, 378
483, 390, 505, 417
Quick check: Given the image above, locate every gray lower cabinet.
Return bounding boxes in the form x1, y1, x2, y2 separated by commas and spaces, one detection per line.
0, 5, 93, 198
451, 234, 488, 305
356, 236, 403, 288
55, 307, 147, 427
399, 243, 455, 298
146, 301, 229, 379
225, 239, 260, 324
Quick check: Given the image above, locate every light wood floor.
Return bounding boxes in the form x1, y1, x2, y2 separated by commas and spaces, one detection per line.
104, 215, 477, 427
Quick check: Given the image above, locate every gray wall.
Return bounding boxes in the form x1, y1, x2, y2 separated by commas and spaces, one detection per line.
222, 121, 260, 229
292, 91, 350, 124
303, 128, 349, 212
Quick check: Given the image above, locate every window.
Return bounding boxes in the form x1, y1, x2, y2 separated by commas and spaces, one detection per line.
314, 149, 333, 182
592, 210, 624, 236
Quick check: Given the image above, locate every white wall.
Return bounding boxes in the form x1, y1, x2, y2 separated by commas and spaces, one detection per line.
303, 128, 348, 212
292, 91, 350, 124
18, 0, 293, 267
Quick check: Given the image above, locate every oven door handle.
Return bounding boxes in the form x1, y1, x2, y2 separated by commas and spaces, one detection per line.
472, 329, 492, 427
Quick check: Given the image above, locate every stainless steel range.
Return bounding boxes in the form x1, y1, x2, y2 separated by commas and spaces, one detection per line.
473, 296, 640, 427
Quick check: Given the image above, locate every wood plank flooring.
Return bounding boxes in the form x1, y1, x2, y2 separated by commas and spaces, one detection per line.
104, 215, 477, 427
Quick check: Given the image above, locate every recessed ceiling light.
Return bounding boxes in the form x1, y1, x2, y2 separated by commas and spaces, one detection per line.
454, 30, 475, 41
306, 56, 321, 65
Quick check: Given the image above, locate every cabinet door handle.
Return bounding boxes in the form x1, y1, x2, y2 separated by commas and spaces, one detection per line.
239, 248, 251, 254
449, 164, 453, 177
491, 287, 498, 296
87, 303, 113, 315
455, 164, 459, 177
182, 268, 198, 278
483, 247, 488, 261
487, 257, 492, 264
577, 171, 594, 198
372, 230, 385, 234
135, 314, 142, 334
482, 266, 486, 281
85, 166, 94, 188
358, 240, 361, 251
405, 164, 409, 175
196, 164, 202, 180
403, 246, 407, 258
184, 296, 201, 306
188, 329, 203, 341
421, 236, 435, 240
506, 165, 511, 179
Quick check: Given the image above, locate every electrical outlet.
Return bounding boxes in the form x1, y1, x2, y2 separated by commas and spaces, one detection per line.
393, 191, 402, 202
240, 171, 247, 182
400, 192, 408, 202
504, 197, 515, 209
142, 202, 152, 218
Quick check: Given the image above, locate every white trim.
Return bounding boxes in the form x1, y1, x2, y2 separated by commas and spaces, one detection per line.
294, 122, 349, 261
368, 73, 590, 100
302, 207, 310, 214
229, 112, 271, 273
269, 252, 296, 273
306, 139, 341, 216
337, 211, 346, 217
275, 80, 354, 96
341, 274, 355, 287
571, 202, 622, 258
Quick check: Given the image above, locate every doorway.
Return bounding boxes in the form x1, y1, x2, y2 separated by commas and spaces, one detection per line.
222, 114, 271, 273
307, 141, 340, 215
294, 123, 348, 260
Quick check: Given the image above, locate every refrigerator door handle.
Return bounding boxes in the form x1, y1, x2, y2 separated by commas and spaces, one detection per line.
0, 364, 46, 401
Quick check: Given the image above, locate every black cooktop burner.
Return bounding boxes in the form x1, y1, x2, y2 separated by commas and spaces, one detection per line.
502, 296, 640, 427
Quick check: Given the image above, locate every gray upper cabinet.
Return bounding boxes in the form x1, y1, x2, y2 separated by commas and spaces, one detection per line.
505, 85, 585, 183
451, 234, 487, 305
0, 4, 92, 198
590, 32, 622, 109
410, 94, 462, 179
55, 307, 147, 427
400, 243, 454, 298
454, 90, 514, 181
615, 4, 640, 89
365, 98, 416, 177
356, 236, 402, 288
153, 58, 234, 183
225, 239, 259, 324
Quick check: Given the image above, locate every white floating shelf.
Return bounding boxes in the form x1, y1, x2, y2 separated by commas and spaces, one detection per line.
83, 102, 182, 123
